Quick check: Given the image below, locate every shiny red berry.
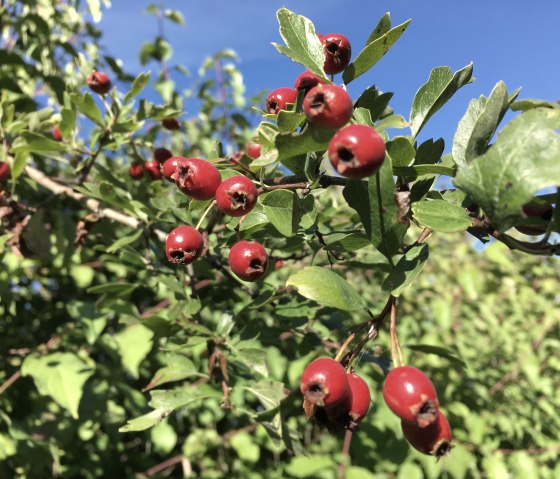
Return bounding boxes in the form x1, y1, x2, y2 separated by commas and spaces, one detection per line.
215, 175, 258, 217
383, 366, 439, 428
228, 240, 268, 282
328, 124, 385, 178
347, 373, 371, 422
303, 84, 353, 129
514, 203, 553, 235
265, 87, 297, 114
52, 127, 63, 142
87, 71, 111, 95
0, 161, 10, 182
247, 143, 262, 159
173, 157, 222, 201
144, 160, 163, 180
300, 358, 350, 408
154, 147, 173, 164
401, 411, 452, 458
129, 163, 144, 180
162, 118, 181, 130
162, 156, 181, 182
321, 33, 352, 75
165, 225, 203, 265
294, 71, 326, 96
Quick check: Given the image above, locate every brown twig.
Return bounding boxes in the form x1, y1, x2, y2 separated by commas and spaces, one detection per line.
337, 429, 353, 479
138, 454, 184, 478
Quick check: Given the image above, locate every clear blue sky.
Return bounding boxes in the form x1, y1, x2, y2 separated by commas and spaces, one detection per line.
100, 1, 560, 147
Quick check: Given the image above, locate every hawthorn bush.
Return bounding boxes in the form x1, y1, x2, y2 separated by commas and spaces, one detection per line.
1, 2, 559, 478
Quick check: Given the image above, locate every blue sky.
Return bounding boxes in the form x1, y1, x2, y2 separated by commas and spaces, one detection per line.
100, 1, 560, 147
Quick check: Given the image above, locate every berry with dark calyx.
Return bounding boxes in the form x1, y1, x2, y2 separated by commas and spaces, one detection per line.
162, 156, 181, 182
52, 127, 63, 142
294, 70, 326, 96
0, 161, 10, 182
144, 160, 163, 180
154, 147, 173, 164
174, 157, 222, 201
303, 84, 353, 129
129, 163, 144, 180
347, 373, 371, 423
165, 225, 203, 265
228, 240, 269, 282
401, 411, 452, 458
382, 365, 439, 428
328, 124, 385, 178
162, 118, 181, 130
215, 175, 258, 217
265, 87, 297, 114
87, 71, 111, 94
320, 33, 352, 75
300, 358, 350, 408
247, 143, 262, 159
514, 203, 554, 235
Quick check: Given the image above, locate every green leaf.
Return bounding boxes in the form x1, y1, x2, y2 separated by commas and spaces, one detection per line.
164, 9, 185, 25
393, 165, 455, 177
10, 150, 30, 181
386, 136, 415, 167
70, 93, 104, 125
21, 352, 95, 419
106, 229, 144, 254
382, 243, 429, 296
114, 324, 154, 378
60, 107, 76, 139
453, 81, 517, 167
230, 432, 260, 463
119, 409, 168, 433
124, 72, 151, 104
412, 199, 472, 232
511, 99, 560, 112
11, 131, 68, 155
285, 456, 335, 478
404, 344, 467, 368
343, 19, 411, 84
343, 180, 373, 239
454, 107, 560, 231
87, 281, 137, 296
276, 110, 306, 132
410, 63, 474, 138
243, 380, 287, 411
275, 124, 334, 162
354, 87, 393, 123
375, 114, 408, 131
286, 266, 365, 312
259, 190, 301, 237
366, 12, 392, 45
353, 107, 374, 126
86, 0, 102, 22
272, 8, 328, 80
230, 340, 269, 378
144, 353, 200, 390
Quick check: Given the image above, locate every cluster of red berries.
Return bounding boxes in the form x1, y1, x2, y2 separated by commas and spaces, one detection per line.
264, 33, 386, 179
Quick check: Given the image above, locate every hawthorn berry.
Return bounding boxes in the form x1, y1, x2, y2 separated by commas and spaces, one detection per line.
87, 71, 111, 94
228, 240, 269, 282
174, 157, 222, 201
514, 203, 553, 235
303, 84, 353, 129
247, 143, 262, 159
320, 33, 352, 75
0, 161, 10, 182
215, 175, 258, 217
347, 373, 371, 423
129, 163, 144, 180
144, 160, 163, 180
300, 358, 350, 408
165, 225, 204, 265
52, 127, 63, 142
162, 118, 181, 130
401, 411, 452, 458
294, 70, 326, 96
265, 87, 297, 114
328, 124, 385, 178
382, 365, 439, 428
162, 156, 181, 182
154, 147, 173, 164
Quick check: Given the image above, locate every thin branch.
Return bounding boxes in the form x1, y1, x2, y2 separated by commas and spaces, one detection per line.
338, 430, 353, 479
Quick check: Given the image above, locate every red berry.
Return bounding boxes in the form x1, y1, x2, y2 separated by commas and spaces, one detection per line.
165, 225, 204, 265
162, 118, 181, 130
52, 127, 63, 142
274, 259, 284, 269
300, 358, 350, 408
173, 157, 222, 201
129, 163, 144, 180
320, 33, 352, 75
228, 240, 268, 282
514, 203, 554, 235
294, 71, 326, 96
265, 87, 297, 114
303, 84, 353, 129
328, 124, 385, 178
401, 411, 452, 458
215, 175, 258, 217
382, 366, 439, 428
87, 71, 111, 95
247, 143, 262, 159
162, 156, 181, 182
144, 160, 163, 180
0, 161, 10, 182
347, 373, 371, 422
154, 147, 173, 164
